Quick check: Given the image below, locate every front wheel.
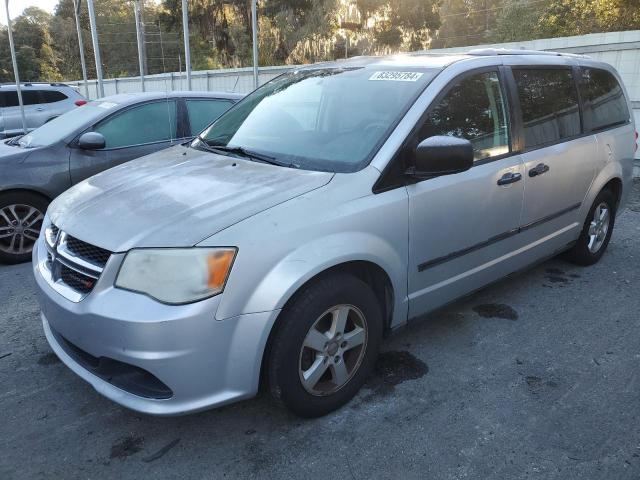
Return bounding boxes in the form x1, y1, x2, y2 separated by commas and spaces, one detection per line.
563, 188, 616, 266
267, 273, 383, 417
0, 192, 48, 264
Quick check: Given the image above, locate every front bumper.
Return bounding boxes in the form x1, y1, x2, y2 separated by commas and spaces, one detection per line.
33, 240, 279, 416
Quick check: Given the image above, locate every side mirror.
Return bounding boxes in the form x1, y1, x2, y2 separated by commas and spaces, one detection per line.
77, 132, 105, 150
409, 136, 473, 178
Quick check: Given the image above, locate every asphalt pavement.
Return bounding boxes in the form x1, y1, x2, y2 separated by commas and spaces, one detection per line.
1, 179, 639, 479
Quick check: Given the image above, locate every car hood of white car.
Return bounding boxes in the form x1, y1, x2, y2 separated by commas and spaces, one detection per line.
48, 145, 334, 252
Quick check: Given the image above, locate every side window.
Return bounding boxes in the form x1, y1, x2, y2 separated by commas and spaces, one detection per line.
94, 100, 177, 149
579, 68, 629, 132
41, 90, 68, 103
22, 91, 42, 106
417, 71, 510, 161
186, 99, 233, 135
0, 91, 19, 107
513, 68, 580, 149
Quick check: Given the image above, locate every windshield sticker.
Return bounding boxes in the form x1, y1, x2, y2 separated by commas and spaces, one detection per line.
369, 71, 424, 82
97, 102, 118, 109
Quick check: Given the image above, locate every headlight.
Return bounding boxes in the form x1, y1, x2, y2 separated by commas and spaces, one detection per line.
115, 247, 237, 304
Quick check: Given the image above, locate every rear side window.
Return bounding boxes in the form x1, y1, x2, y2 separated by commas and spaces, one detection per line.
579, 68, 629, 132
186, 99, 233, 135
417, 70, 510, 161
513, 68, 581, 149
41, 90, 68, 103
94, 100, 177, 149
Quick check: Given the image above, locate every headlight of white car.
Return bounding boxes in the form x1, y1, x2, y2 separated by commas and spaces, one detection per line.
115, 247, 237, 304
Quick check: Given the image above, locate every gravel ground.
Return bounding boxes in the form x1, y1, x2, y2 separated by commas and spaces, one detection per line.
1, 181, 639, 480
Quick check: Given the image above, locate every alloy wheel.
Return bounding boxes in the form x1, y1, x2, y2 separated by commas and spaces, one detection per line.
587, 202, 610, 253
298, 304, 368, 396
0, 204, 44, 255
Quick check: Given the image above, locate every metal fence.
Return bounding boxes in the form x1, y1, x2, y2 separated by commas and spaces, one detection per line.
68, 30, 640, 112
68, 65, 293, 99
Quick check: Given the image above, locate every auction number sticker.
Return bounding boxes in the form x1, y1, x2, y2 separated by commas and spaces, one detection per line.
369, 71, 424, 82
97, 102, 118, 109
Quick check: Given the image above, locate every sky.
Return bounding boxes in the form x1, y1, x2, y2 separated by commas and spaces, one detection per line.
0, 0, 59, 26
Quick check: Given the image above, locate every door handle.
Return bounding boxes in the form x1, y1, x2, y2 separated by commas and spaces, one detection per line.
36, 107, 45, 111
528, 163, 550, 177
497, 172, 522, 186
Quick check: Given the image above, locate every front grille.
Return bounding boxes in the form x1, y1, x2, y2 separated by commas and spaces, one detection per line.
66, 235, 111, 268
60, 264, 96, 293
43, 223, 112, 300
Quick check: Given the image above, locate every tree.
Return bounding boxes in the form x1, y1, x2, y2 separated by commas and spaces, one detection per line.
491, 0, 545, 42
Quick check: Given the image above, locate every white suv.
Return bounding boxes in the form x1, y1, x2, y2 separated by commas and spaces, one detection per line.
0, 83, 86, 138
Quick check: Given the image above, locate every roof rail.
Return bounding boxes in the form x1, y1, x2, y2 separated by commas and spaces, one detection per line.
467, 48, 587, 58
0, 82, 70, 87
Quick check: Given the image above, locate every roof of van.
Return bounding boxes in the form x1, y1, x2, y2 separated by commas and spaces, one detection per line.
299, 49, 592, 71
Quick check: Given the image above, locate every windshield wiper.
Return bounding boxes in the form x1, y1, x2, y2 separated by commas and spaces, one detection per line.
209, 145, 285, 166
194, 136, 292, 168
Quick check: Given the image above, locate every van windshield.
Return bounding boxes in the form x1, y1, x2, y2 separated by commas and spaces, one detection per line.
17, 104, 107, 148
196, 67, 437, 172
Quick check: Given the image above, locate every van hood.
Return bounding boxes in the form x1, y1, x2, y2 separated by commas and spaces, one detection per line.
49, 145, 333, 252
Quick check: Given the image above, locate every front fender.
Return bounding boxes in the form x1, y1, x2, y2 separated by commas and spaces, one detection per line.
223, 231, 408, 327
204, 171, 409, 327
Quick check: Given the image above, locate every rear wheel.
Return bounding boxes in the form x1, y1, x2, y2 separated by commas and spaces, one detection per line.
0, 192, 48, 264
267, 272, 383, 417
563, 188, 616, 266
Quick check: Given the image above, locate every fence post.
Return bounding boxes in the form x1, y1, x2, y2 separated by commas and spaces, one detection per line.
251, 0, 259, 89
181, 0, 192, 90
86, 0, 105, 98
4, 0, 27, 134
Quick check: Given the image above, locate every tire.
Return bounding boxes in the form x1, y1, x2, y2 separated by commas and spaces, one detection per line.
0, 191, 48, 264
563, 188, 616, 266
267, 272, 383, 417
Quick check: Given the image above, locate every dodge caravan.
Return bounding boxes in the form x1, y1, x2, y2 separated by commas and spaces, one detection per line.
33, 51, 636, 417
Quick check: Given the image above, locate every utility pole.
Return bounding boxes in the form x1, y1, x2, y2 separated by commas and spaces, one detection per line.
86, 0, 104, 98
134, 0, 146, 91
72, 0, 89, 98
251, 0, 259, 89
181, 0, 191, 90
4, 0, 26, 134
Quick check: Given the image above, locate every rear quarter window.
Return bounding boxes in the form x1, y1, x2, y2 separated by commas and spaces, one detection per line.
579, 68, 629, 132
41, 90, 69, 103
186, 99, 234, 135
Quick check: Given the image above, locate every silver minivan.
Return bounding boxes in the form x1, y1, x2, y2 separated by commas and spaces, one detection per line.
33, 51, 636, 417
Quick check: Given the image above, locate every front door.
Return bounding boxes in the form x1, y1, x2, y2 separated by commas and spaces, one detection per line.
70, 99, 178, 184
406, 68, 525, 318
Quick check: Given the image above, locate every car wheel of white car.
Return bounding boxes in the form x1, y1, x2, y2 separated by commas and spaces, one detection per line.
267, 272, 383, 417
0, 192, 48, 264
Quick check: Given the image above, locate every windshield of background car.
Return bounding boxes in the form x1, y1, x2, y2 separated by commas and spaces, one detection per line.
18, 103, 109, 148
195, 67, 438, 172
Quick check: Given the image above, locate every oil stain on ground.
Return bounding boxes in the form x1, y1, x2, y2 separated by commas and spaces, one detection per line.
358, 351, 428, 403
525, 375, 559, 395
473, 303, 518, 321
37, 353, 61, 365
110, 435, 144, 459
